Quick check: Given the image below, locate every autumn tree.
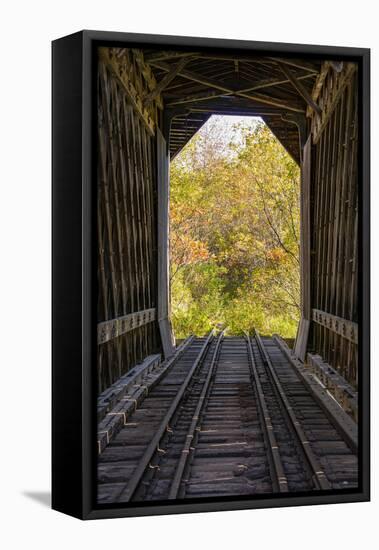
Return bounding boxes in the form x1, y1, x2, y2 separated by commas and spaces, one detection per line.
169, 117, 300, 339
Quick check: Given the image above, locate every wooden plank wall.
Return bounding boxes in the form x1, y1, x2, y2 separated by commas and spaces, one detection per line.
309, 65, 358, 387
97, 59, 160, 393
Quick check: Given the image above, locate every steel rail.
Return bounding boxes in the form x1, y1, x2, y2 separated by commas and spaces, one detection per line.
255, 331, 331, 490
245, 333, 289, 493
113, 330, 215, 502
168, 331, 224, 499
273, 334, 358, 453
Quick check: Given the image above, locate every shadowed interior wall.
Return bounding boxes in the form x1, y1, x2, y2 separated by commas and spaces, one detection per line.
97, 58, 160, 392
309, 65, 358, 387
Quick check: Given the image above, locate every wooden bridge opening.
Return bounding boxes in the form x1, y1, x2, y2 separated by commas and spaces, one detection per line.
97, 45, 358, 394
168, 113, 301, 342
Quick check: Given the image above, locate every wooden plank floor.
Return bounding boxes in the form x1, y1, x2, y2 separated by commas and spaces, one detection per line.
97, 336, 359, 504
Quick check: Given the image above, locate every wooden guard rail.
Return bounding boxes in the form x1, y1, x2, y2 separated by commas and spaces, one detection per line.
312, 309, 358, 345
98, 308, 156, 345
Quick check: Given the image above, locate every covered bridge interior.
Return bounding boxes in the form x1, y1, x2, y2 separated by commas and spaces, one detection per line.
97, 44, 358, 398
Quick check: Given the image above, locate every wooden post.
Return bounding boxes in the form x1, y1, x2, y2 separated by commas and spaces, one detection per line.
294, 135, 312, 361
157, 128, 176, 357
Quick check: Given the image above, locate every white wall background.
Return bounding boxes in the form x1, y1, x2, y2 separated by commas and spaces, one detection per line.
1, 1, 376, 547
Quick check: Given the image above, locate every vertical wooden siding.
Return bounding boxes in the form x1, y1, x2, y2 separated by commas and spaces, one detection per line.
310, 70, 358, 387
97, 61, 159, 392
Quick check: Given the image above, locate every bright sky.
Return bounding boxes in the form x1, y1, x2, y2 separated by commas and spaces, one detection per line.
197, 114, 262, 153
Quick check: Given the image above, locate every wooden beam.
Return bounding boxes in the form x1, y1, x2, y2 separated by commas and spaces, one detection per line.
166, 73, 315, 107
143, 57, 192, 106
268, 57, 319, 73
97, 354, 161, 422
310, 62, 330, 104
188, 107, 283, 116
157, 129, 176, 357
151, 61, 304, 113
98, 308, 156, 345
311, 63, 356, 143
277, 61, 322, 116
144, 51, 198, 63
147, 52, 316, 67
312, 309, 358, 345
294, 136, 312, 360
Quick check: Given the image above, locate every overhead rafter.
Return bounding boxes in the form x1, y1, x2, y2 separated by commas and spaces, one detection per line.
166, 73, 316, 107
188, 108, 287, 116
277, 61, 322, 116
268, 57, 319, 73
146, 51, 316, 66
143, 49, 320, 163
144, 51, 198, 63
151, 60, 305, 113
143, 57, 192, 106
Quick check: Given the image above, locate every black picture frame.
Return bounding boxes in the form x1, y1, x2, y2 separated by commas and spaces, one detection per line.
52, 30, 370, 520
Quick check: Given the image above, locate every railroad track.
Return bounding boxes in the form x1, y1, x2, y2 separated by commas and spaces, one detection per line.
97, 333, 358, 503
252, 334, 358, 491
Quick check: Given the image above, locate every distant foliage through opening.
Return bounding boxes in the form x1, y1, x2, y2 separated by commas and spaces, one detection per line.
169, 116, 300, 339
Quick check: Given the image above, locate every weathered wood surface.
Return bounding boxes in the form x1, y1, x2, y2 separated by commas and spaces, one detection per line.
99, 47, 162, 134
97, 353, 161, 421
157, 128, 175, 358
277, 61, 322, 116
275, 336, 357, 451
294, 135, 311, 361
97, 60, 159, 392
307, 353, 358, 422
309, 62, 357, 143
97, 338, 193, 453
98, 308, 156, 345
308, 68, 358, 386
143, 50, 323, 162
96, 47, 359, 399
312, 309, 358, 345
97, 336, 358, 504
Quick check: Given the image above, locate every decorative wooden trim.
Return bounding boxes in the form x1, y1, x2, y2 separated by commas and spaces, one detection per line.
309, 62, 356, 143
98, 308, 156, 345
312, 308, 358, 344
99, 47, 162, 135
